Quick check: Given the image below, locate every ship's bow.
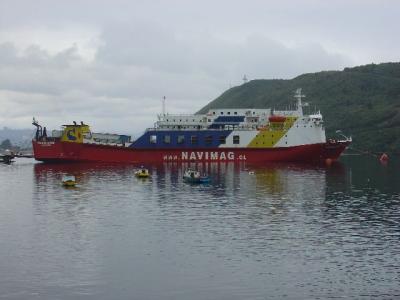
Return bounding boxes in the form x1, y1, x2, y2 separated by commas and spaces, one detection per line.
322, 139, 351, 161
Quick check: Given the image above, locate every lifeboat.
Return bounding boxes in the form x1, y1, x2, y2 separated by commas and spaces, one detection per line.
268, 115, 286, 123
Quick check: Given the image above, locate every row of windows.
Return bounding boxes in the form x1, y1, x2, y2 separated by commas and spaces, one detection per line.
212, 111, 257, 115
212, 111, 238, 115
161, 125, 203, 129
166, 119, 203, 122
149, 135, 240, 145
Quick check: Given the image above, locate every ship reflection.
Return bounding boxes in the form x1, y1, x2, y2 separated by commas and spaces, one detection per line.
33, 161, 332, 188
34, 161, 333, 209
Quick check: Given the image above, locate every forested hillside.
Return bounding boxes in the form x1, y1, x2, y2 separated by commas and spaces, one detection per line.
199, 63, 400, 153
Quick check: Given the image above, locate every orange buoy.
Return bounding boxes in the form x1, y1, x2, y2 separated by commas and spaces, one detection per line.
325, 158, 332, 166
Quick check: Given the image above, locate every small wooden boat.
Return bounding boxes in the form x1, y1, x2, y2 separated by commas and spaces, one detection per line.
183, 169, 210, 184
62, 175, 76, 187
135, 168, 150, 178
0, 154, 14, 164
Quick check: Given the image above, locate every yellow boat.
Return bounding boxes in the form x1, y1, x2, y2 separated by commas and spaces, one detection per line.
62, 175, 76, 187
135, 168, 150, 178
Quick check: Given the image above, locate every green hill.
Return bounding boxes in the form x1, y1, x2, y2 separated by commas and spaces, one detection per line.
199, 62, 400, 154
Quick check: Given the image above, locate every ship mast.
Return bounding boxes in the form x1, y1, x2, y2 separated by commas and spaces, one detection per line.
242, 75, 248, 84
162, 96, 166, 116
294, 88, 306, 116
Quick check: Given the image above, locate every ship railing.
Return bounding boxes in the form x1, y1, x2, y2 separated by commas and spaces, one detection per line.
83, 140, 130, 147
145, 126, 258, 132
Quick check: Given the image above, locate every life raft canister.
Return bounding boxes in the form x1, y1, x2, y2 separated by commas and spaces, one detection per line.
268, 115, 286, 123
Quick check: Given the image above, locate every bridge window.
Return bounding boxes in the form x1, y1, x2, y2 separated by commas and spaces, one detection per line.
191, 135, 198, 144
233, 135, 240, 144
164, 135, 171, 144
219, 136, 226, 144
150, 135, 157, 144
205, 135, 213, 145
177, 135, 185, 144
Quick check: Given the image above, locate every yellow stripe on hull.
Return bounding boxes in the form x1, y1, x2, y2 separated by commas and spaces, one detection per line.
247, 117, 297, 148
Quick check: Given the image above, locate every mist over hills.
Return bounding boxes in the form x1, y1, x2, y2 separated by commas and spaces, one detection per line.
2, 63, 400, 154
199, 62, 400, 154
0, 127, 34, 149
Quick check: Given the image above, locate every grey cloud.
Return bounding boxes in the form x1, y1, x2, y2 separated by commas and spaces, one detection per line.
0, 0, 398, 131
0, 21, 353, 132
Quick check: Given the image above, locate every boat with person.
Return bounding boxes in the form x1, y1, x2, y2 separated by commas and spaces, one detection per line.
32, 89, 351, 164
134, 167, 150, 178
183, 169, 210, 184
62, 175, 76, 187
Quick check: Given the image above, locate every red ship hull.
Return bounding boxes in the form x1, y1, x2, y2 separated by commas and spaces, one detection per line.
32, 140, 350, 164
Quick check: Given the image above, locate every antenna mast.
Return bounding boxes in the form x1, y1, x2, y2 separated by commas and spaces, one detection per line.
242, 75, 248, 84
162, 96, 166, 116
294, 88, 306, 116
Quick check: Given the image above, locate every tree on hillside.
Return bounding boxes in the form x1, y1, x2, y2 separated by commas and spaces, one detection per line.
0, 139, 12, 149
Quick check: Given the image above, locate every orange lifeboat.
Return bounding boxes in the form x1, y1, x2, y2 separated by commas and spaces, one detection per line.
268, 115, 286, 123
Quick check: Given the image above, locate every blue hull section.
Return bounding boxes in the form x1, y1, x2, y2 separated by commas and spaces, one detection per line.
131, 129, 233, 149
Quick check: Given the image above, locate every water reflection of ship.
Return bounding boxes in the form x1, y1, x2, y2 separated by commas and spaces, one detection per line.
33, 161, 335, 203
160, 161, 330, 198
33, 162, 139, 186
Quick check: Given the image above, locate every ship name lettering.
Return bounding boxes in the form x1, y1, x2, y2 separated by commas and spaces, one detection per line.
179, 151, 237, 161
164, 155, 178, 161
38, 141, 55, 146
210, 152, 218, 160
227, 152, 235, 160
196, 152, 203, 160
181, 152, 188, 160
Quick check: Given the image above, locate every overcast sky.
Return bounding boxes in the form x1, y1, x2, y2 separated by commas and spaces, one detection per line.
0, 0, 399, 135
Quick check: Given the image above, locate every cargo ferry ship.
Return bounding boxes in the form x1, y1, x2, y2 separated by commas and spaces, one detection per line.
32, 89, 351, 164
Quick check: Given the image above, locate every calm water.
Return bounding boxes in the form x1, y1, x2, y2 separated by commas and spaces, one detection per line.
0, 156, 399, 299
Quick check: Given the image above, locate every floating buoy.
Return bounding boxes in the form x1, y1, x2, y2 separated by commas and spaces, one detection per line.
135, 168, 150, 178
379, 153, 389, 163
325, 158, 332, 166
62, 175, 76, 187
